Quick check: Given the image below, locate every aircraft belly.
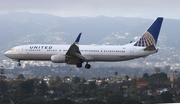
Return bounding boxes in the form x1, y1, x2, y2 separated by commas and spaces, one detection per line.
21, 54, 52, 60
85, 55, 134, 62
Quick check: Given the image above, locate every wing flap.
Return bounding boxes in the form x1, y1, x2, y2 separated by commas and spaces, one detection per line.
73, 52, 84, 60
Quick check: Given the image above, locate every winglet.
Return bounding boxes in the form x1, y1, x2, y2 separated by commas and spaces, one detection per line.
75, 33, 82, 44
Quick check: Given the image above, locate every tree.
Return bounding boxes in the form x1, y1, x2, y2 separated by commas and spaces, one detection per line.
125, 75, 129, 81
0, 67, 8, 96
58, 98, 73, 104
159, 91, 174, 103
37, 79, 48, 96
17, 79, 34, 94
80, 77, 86, 83
123, 97, 142, 104
49, 76, 61, 87
174, 77, 180, 88
0, 80, 8, 95
56, 83, 72, 94
17, 100, 33, 104
16, 74, 25, 81
83, 100, 106, 104
114, 71, 118, 77
149, 72, 169, 89
75, 83, 87, 97
155, 67, 161, 74
107, 92, 125, 104
149, 72, 168, 84
87, 81, 97, 91
46, 98, 73, 104
23, 96, 45, 104
75, 83, 87, 98
54, 76, 61, 82
71, 76, 80, 84
0, 67, 5, 81
0, 97, 10, 104
143, 73, 149, 79
15, 96, 45, 104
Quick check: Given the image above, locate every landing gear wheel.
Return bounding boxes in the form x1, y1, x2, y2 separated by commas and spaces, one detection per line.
76, 63, 82, 68
17, 63, 21, 66
85, 64, 91, 69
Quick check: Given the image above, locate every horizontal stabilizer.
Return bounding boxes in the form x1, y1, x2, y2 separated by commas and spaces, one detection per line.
144, 45, 156, 51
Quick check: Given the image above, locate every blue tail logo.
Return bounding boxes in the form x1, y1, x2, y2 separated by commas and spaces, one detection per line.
134, 17, 163, 47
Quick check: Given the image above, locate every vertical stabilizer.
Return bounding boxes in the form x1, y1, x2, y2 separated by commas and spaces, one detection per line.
74, 33, 82, 44
134, 17, 163, 47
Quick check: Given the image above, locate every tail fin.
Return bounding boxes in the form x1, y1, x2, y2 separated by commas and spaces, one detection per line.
74, 33, 82, 44
134, 17, 163, 47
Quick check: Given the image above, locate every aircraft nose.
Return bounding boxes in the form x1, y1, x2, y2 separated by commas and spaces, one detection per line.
4, 51, 10, 57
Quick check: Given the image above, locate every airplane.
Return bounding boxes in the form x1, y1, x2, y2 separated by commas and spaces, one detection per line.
4, 17, 163, 69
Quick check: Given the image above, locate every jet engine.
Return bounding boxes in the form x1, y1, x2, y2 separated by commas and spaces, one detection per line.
51, 54, 66, 63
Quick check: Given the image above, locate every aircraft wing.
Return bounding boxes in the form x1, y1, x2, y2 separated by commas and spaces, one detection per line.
65, 33, 85, 64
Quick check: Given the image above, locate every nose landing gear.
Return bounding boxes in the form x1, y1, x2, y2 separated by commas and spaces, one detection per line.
17, 62, 21, 66
17, 60, 21, 66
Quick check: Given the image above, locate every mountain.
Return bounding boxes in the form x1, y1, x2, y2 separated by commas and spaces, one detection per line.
0, 12, 180, 70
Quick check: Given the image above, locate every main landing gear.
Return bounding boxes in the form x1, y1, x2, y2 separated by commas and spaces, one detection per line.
85, 63, 91, 69
76, 63, 82, 68
76, 62, 91, 69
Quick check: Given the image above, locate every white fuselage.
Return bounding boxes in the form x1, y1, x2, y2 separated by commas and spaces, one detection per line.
4, 17, 163, 69
4, 44, 156, 64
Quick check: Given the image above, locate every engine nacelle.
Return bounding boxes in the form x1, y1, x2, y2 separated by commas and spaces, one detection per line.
51, 54, 66, 63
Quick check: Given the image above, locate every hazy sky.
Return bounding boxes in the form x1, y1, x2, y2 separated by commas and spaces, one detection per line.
0, 0, 179, 19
